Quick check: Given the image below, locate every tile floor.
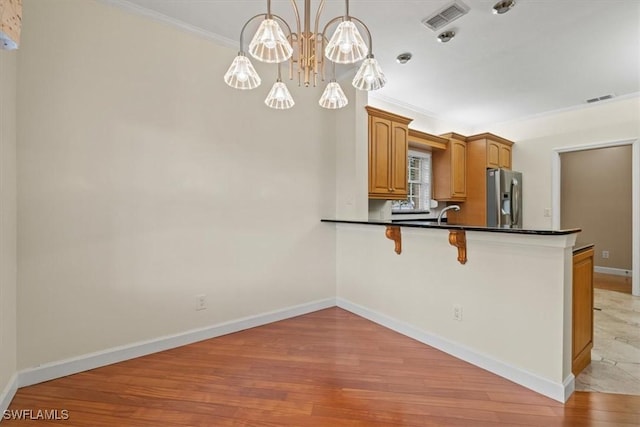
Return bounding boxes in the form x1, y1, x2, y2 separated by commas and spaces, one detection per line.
575, 286, 640, 395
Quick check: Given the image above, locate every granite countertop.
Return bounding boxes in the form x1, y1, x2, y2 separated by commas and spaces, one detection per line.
321, 219, 581, 236
573, 243, 595, 253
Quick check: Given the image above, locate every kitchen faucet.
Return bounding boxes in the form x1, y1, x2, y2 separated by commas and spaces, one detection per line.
437, 205, 461, 225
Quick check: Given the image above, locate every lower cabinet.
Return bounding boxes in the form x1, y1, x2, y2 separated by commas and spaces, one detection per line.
572, 246, 594, 376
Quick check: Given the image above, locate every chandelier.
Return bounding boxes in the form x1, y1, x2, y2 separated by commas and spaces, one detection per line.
224, 0, 386, 110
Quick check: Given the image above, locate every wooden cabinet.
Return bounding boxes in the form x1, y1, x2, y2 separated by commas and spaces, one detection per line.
487, 140, 512, 169
452, 133, 515, 226
573, 245, 594, 376
408, 129, 448, 151
487, 139, 512, 169
470, 133, 513, 170
366, 106, 413, 200
432, 133, 467, 202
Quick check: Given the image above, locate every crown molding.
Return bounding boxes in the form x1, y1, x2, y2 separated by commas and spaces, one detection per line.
97, 0, 237, 50
368, 93, 441, 121
476, 91, 640, 131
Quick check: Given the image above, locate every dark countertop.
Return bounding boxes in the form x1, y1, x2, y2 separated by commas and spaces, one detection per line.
573, 243, 595, 253
321, 219, 581, 236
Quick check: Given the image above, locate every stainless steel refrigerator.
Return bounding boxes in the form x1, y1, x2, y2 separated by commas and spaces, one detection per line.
487, 168, 523, 228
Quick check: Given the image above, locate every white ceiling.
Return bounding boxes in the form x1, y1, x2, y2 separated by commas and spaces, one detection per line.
117, 0, 640, 128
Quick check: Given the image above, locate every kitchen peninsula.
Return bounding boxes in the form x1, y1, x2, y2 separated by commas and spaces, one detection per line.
330, 103, 587, 403
323, 218, 581, 402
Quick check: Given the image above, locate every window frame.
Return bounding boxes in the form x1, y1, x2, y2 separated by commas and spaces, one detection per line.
391, 149, 432, 214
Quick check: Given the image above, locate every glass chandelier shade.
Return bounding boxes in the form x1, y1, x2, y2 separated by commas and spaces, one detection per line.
352, 56, 386, 91
249, 19, 293, 63
265, 80, 295, 109
224, 54, 261, 90
225, 0, 387, 109
325, 20, 368, 64
319, 81, 348, 109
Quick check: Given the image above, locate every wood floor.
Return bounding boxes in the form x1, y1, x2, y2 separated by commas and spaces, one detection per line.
593, 272, 633, 294
5, 308, 640, 426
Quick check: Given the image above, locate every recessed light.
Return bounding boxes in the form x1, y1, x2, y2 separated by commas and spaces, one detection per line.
493, 0, 516, 14
437, 31, 455, 43
396, 52, 412, 64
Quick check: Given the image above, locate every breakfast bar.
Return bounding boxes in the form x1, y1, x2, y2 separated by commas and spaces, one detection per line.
323, 218, 582, 402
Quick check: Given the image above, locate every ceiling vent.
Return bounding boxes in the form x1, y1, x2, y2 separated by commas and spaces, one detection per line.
422, 1, 470, 31
586, 94, 615, 103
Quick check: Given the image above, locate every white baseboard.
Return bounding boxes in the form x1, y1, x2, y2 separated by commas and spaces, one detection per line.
337, 298, 573, 403
18, 298, 336, 388
594, 266, 633, 277
0, 373, 18, 416
10, 297, 575, 406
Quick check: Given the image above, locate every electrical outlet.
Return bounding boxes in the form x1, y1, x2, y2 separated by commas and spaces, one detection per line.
544, 208, 552, 218
602, 250, 609, 259
195, 294, 206, 311
453, 304, 463, 321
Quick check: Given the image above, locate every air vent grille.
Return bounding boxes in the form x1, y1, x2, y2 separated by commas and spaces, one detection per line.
586, 94, 615, 103
422, 1, 469, 31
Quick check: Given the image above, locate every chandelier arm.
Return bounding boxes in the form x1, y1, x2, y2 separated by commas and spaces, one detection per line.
320, 15, 344, 44
238, 14, 267, 52
347, 16, 373, 55
289, 0, 301, 37
320, 34, 329, 83
314, 0, 326, 36
269, 13, 295, 42
313, 0, 327, 83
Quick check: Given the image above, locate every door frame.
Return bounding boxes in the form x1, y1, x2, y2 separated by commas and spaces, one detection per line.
551, 138, 639, 296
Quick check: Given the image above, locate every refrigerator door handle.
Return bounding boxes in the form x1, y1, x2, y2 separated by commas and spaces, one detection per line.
495, 173, 502, 227
511, 178, 520, 226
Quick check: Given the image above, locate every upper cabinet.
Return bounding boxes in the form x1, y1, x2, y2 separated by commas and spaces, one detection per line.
467, 133, 514, 170
366, 106, 413, 200
432, 133, 467, 202
407, 129, 448, 151
457, 133, 515, 226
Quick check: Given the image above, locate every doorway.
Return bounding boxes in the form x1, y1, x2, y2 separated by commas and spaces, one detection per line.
553, 140, 639, 395
552, 139, 639, 296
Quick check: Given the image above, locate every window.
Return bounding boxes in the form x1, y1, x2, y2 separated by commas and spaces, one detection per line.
392, 150, 432, 212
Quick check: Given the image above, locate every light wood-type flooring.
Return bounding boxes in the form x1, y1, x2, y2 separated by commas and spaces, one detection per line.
5, 307, 640, 426
593, 272, 633, 294
576, 273, 639, 396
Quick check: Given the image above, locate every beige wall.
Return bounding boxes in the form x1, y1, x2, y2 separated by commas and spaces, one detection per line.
337, 225, 576, 400
482, 97, 640, 229
561, 146, 632, 269
17, 0, 336, 369
0, 49, 18, 398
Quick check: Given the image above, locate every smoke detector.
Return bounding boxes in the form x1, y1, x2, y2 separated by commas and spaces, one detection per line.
493, 0, 516, 15
422, 1, 469, 31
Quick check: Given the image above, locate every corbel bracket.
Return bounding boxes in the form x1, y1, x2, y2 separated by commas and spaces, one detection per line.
448, 230, 467, 265
385, 226, 402, 255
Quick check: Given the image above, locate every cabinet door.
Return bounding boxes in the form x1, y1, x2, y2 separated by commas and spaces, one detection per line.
451, 140, 467, 197
572, 248, 594, 375
499, 144, 512, 169
369, 116, 392, 195
390, 123, 408, 197
487, 141, 500, 168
